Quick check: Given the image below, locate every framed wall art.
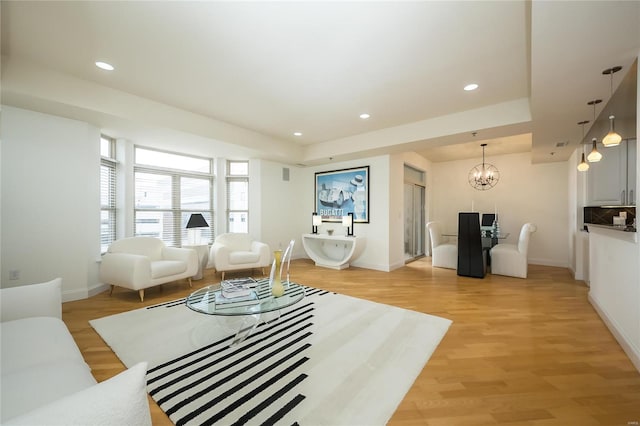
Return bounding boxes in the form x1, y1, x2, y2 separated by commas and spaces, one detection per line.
314, 166, 369, 223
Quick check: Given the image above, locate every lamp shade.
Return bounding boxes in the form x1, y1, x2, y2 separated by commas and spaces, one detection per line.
342, 215, 353, 226
313, 215, 323, 226
186, 213, 209, 229
577, 153, 589, 172
587, 138, 602, 162
602, 116, 622, 147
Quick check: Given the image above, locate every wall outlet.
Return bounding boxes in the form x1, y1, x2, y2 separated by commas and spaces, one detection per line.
9, 270, 20, 280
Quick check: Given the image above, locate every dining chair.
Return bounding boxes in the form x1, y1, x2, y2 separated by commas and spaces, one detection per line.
426, 221, 457, 269
490, 223, 537, 278
457, 212, 486, 278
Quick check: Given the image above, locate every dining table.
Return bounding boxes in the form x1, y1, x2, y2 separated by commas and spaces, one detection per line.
442, 231, 510, 273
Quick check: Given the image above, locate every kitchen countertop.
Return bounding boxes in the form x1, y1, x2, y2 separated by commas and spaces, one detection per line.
587, 224, 637, 244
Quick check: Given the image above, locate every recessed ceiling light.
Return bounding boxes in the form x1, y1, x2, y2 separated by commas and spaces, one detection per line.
464, 83, 478, 91
359, 113, 370, 119
95, 61, 114, 71
293, 132, 302, 136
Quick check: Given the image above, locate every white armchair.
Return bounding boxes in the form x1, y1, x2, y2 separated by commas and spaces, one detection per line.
427, 221, 457, 270
490, 223, 537, 278
208, 233, 271, 280
100, 237, 198, 301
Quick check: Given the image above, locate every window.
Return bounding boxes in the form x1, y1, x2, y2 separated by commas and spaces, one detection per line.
226, 160, 249, 233
134, 147, 214, 247
100, 136, 116, 253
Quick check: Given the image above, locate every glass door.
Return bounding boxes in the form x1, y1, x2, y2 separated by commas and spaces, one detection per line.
404, 183, 426, 261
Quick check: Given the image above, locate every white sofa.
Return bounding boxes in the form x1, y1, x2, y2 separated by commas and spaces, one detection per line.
0, 278, 151, 425
208, 233, 271, 280
100, 236, 198, 301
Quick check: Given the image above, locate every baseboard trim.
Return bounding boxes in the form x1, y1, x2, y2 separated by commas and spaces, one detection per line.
62, 283, 109, 303
350, 261, 391, 272
588, 293, 640, 374
89, 282, 109, 298
529, 258, 568, 268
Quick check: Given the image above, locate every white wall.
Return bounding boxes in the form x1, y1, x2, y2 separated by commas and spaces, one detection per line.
257, 160, 307, 260
569, 147, 590, 282
431, 151, 569, 267
1, 106, 102, 300
298, 156, 393, 271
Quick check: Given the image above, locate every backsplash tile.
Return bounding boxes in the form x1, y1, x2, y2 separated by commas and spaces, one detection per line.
584, 206, 636, 226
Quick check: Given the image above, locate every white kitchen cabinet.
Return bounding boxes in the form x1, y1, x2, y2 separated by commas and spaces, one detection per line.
587, 139, 636, 206
627, 138, 636, 205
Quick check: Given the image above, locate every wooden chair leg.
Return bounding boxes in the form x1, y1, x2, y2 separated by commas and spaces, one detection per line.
221, 271, 225, 281
109, 285, 115, 296
188, 277, 192, 288
138, 290, 144, 302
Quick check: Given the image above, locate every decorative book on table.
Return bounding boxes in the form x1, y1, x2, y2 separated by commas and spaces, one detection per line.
214, 290, 259, 309
221, 278, 257, 298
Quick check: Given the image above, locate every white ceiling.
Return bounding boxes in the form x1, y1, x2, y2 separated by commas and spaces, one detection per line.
1, 1, 639, 165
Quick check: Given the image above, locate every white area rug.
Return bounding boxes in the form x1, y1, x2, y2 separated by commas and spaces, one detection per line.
90, 286, 451, 426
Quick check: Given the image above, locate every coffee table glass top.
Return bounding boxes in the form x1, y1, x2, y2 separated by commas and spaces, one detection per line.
186, 279, 305, 316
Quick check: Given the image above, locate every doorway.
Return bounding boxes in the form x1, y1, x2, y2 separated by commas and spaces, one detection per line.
404, 165, 426, 262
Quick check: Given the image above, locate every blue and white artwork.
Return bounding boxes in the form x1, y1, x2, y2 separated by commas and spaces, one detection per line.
315, 166, 369, 223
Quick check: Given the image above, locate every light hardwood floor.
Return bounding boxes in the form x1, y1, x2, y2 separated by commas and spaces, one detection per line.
63, 258, 640, 425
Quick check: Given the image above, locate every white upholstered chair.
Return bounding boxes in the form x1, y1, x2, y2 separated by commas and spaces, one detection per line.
490, 223, 537, 278
100, 237, 198, 301
208, 233, 271, 280
427, 221, 458, 270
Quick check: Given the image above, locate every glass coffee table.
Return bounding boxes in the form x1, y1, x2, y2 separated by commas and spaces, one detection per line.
186, 278, 305, 346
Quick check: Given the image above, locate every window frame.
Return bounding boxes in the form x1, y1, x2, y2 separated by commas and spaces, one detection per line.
100, 135, 117, 254
133, 146, 215, 247
226, 160, 249, 233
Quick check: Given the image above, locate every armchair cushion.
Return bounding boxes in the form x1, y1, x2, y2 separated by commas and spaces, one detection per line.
151, 260, 189, 279
208, 233, 270, 275
229, 251, 260, 265
100, 237, 198, 299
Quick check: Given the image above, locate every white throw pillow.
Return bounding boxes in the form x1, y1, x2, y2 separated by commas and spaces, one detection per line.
5, 362, 151, 426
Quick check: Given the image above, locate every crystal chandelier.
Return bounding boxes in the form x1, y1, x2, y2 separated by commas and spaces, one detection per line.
468, 143, 500, 190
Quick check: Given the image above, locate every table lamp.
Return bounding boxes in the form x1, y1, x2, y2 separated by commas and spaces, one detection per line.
312, 212, 322, 234
342, 213, 354, 236
186, 213, 209, 245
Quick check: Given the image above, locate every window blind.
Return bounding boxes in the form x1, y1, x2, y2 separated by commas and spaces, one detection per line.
134, 148, 214, 247
100, 157, 116, 253
226, 161, 249, 233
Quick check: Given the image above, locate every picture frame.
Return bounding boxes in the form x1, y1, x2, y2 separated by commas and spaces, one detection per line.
314, 166, 369, 223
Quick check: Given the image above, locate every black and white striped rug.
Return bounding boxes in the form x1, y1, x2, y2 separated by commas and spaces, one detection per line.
90, 285, 451, 425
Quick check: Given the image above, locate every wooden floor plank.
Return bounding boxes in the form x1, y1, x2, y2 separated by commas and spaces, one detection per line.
62, 258, 640, 425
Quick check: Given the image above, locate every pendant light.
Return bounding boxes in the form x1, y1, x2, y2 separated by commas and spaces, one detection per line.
587, 138, 602, 162
586, 99, 603, 162
602, 66, 622, 147
577, 121, 589, 172
468, 143, 500, 190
